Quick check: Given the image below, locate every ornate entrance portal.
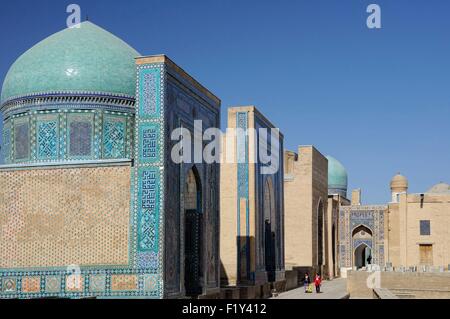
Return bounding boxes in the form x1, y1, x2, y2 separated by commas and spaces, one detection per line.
184, 167, 203, 296
352, 225, 373, 269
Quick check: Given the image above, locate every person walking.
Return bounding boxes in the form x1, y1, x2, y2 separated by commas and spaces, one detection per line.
314, 273, 322, 293
303, 273, 311, 293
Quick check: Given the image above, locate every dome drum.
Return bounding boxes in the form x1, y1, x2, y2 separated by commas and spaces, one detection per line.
2, 109, 134, 164
1, 92, 136, 120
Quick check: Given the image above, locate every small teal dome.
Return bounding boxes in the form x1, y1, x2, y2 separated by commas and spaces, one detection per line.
326, 155, 348, 197
1, 21, 140, 103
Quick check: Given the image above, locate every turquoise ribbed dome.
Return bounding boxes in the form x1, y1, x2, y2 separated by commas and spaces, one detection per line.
326, 155, 348, 193
1, 21, 140, 103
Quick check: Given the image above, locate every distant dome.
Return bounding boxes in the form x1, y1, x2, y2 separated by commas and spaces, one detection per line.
390, 174, 408, 191
326, 155, 348, 197
426, 183, 450, 194
1, 21, 140, 104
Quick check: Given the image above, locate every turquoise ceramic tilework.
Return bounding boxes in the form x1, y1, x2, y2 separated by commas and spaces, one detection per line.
103, 116, 126, 159
130, 62, 165, 297
138, 68, 161, 118
236, 112, 250, 281
37, 119, 59, 160
137, 167, 161, 253
326, 155, 348, 191
139, 123, 161, 164
1, 22, 140, 103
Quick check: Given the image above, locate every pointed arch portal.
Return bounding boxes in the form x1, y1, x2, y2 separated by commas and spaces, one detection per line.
184, 166, 203, 296
352, 225, 373, 269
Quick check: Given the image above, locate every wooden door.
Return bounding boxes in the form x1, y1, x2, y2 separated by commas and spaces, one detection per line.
419, 244, 433, 265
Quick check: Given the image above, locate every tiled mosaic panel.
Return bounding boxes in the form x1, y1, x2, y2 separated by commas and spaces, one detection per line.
0, 165, 131, 269
37, 120, 58, 159
2, 126, 11, 163
3, 110, 133, 164
0, 272, 161, 298
14, 121, 30, 160
111, 274, 138, 292
132, 63, 164, 297
139, 123, 160, 163
339, 207, 387, 268
103, 119, 126, 159
45, 276, 61, 293
22, 276, 41, 293
236, 112, 250, 280
139, 68, 161, 117
89, 274, 106, 293
137, 167, 161, 254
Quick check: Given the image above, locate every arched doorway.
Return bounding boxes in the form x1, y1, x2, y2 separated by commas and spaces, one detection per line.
352, 225, 373, 269
317, 200, 324, 267
184, 166, 203, 296
263, 178, 276, 282
354, 244, 372, 269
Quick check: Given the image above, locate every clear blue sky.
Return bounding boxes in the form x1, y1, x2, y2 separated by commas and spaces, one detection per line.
1, 0, 449, 204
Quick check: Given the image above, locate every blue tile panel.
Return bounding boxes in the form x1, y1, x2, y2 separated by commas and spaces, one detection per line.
1, 109, 133, 164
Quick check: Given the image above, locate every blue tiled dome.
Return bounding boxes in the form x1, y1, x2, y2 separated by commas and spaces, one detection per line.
1, 21, 140, 103
326, 155, 348, 197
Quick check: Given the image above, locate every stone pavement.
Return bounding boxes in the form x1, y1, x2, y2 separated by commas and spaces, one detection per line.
272, 278, 349, 299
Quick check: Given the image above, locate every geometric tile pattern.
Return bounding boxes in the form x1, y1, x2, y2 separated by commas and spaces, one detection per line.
131, 63, 165, 299
139, 69, 161, 117
37, 120, 58, 159
3, 109, 133, 164
339, 205, 387, 268
103, 119, 126, 159
45, 277, 61, 293
22, 277, 41, 293
2, 125, 11, 164
1, 278, 17, 293
0, 271, 163, 299
111, 275, 138, 292
140, 124, 160, 162
143, 274, 159, 292
89, 275, 106, 293
236, 111, 250, 281
138, 169, 160, 252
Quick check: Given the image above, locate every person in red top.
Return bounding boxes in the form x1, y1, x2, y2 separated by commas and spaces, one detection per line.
314, 274, 322, 293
